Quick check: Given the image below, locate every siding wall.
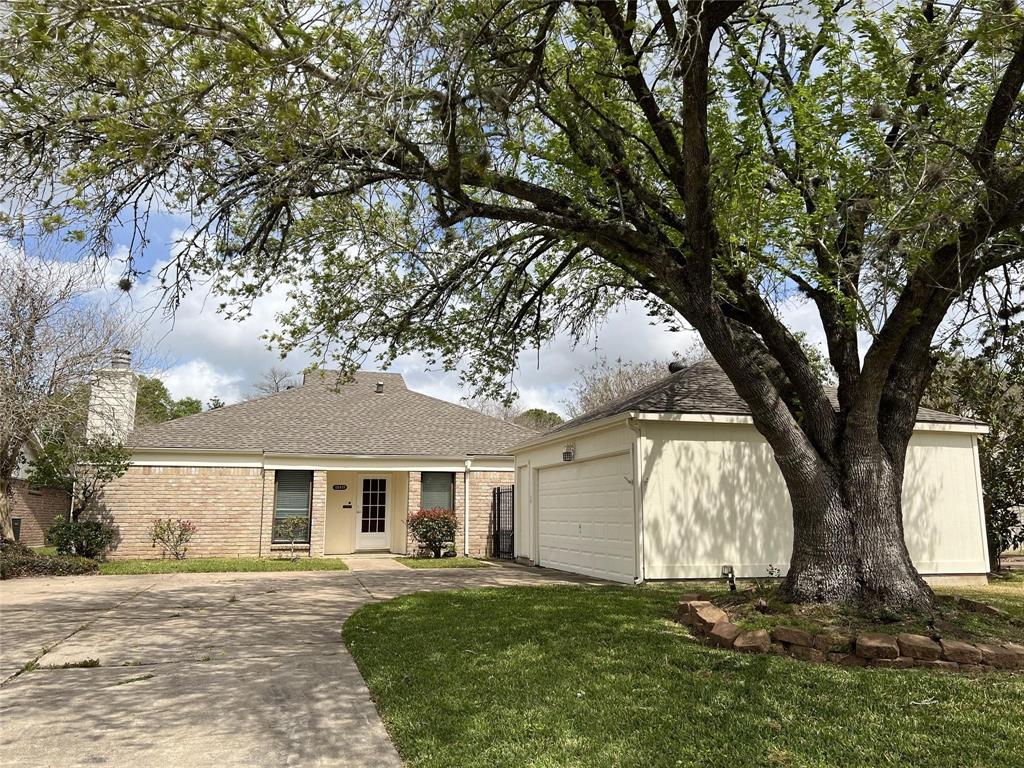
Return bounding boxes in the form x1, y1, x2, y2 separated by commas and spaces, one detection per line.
639, 421, 989, 579
101, 465, 264, 559
514, 419, 989, 580
7, 479, 70, 547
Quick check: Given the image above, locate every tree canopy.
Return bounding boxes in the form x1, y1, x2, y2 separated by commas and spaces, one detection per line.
135, 376, 203, 427
2, 0, 1022, 609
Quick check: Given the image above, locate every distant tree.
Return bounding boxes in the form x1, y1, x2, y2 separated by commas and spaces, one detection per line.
923, 325, 1024, 571
565, 343, 710, 418
0, 251, 138, 539
206, 397, 226, 410
464, 397, 523, 422
251, 366, 299, 396
514, 408, 563, 431
170, 397, 203, 420
135, 376, 204, 427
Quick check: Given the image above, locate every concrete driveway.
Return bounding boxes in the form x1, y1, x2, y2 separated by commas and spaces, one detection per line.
0, 561, 573, 767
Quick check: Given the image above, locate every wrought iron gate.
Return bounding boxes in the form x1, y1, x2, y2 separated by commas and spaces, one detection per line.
491, 485, 514, 560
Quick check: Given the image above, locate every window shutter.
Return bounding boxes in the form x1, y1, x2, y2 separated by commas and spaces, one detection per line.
420, 472, 454, 510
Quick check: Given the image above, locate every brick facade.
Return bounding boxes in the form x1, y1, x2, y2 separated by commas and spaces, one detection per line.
100, 465, 512, 560
405, 470, 513, 558
100, 465, 265, 559
7, 479, 70, 547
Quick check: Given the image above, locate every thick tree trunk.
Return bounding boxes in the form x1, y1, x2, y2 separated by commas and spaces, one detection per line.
780, 439, 933, 613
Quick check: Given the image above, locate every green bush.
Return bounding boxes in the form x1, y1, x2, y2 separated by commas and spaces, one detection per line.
407, 507, 458, 558
46, 518, 117, 559
0, 540, 98, 580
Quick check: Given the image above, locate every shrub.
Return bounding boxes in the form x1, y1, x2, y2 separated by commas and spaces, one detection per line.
0, 542, 98, 580
46, 518, 118, 559
408, 507, 458, 558
150, 518, 197, 560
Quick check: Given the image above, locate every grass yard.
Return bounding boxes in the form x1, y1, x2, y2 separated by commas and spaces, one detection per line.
99, 557, 349, 575
397, 557, 492, 569
344, 582, 1024, 768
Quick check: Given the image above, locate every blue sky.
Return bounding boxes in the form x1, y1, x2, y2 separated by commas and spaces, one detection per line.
87, 211, 827, 414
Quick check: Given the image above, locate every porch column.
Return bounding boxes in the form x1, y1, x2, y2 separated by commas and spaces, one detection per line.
310, 470, 327, 557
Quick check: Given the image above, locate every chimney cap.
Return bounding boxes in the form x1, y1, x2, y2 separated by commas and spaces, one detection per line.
111, 349, 132, 370
375, 380, 384, 393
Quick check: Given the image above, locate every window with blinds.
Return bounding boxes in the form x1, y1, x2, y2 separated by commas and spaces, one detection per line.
273, 470, 312, 544
420, 472, 455, 511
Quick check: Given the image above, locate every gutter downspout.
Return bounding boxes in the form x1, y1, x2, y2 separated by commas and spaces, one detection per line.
463, 458, 472, 556
627, 414, 645, 585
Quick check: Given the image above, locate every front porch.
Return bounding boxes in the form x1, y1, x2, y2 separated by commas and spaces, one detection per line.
262, 465, 512, 559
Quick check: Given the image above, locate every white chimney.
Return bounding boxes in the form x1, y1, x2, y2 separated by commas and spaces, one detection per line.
86, 349, 139, 443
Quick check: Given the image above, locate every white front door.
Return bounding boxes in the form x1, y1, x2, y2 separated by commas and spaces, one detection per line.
356, 476, 389, 550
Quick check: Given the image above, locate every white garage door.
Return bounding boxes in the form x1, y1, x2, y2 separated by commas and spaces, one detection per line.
537, 453, 635, 583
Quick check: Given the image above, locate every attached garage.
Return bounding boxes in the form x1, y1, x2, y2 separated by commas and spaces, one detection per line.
537, 454, 636, 583
512, 360, 991, 586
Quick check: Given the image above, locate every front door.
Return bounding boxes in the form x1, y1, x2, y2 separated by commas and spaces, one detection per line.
356, 476, 388, 550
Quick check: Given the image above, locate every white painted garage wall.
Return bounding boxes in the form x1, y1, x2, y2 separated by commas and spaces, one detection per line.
640, 420, 989, 579
514, 416, 989, 582
514, 421, 637, 568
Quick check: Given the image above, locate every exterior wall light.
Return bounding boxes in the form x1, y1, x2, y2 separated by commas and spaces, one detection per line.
562, 444, 575, 462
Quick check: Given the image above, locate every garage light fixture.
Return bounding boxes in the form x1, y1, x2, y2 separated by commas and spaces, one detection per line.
562, 444, 575, 462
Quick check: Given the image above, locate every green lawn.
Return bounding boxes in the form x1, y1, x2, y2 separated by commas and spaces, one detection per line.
31, 546, 57, 556
344, 583, 1024, 768
397, 557, 492, 569
99, 557, 349, 575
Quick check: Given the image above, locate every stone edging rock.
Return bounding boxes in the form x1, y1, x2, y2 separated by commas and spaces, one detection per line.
676, 599, 1024, 673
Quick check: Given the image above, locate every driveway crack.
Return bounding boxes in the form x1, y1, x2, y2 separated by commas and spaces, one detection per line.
1, 580, 158, 688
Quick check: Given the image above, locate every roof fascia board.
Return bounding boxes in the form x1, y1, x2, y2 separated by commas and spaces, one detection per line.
509, 412, 634, 453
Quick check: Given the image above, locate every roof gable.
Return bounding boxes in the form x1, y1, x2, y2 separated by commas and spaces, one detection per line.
130, 371, 536, 456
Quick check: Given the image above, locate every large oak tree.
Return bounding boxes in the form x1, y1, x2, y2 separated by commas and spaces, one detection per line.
2, 1, 1022, 610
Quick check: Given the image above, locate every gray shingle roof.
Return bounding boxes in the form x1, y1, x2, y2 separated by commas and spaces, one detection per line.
544, 359, 982, 437
130, 371, 536, 456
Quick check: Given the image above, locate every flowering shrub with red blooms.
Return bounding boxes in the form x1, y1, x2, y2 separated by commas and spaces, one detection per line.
150, 518, 198, 560
407, 507, 457, 558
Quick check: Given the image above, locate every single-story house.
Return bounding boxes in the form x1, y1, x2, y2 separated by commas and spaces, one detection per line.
511, 360, 990, 586
91, 357, 534, 559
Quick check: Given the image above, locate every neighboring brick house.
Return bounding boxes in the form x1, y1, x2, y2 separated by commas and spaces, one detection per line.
91, 365, 533, 560
6, 441, 71, 547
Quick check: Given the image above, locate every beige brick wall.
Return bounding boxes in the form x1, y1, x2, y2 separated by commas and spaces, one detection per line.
7, 479, 70, 547
404, 470, 513, 558
467, 471, 514, 558
100, 465, 265, 559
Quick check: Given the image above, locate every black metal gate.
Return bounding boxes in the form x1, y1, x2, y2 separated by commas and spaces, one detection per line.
491, 485, 514, 560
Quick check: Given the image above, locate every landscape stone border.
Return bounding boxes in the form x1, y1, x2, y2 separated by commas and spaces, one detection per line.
676, 599, 1024, 673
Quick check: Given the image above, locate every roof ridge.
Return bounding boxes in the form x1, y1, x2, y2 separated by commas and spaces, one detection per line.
397, 386, 539, 435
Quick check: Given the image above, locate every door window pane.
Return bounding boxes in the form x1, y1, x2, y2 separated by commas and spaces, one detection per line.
361, 477, 387, 533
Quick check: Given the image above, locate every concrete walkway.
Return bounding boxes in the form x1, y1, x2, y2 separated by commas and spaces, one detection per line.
0, 562, 575, 767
